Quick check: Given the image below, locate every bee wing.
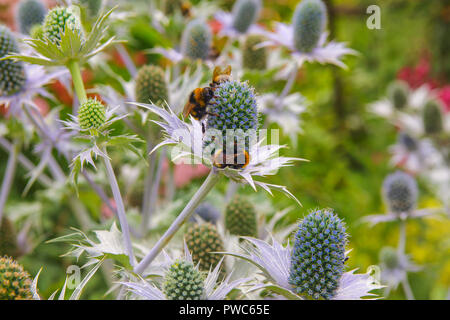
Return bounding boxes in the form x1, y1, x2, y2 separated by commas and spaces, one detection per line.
212, 66, 221, 79
182, 100, 193, 118
224, 65, 232, 75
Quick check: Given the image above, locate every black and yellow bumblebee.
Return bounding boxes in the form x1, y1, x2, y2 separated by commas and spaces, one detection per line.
182, 87, 215, 121
212, 148, 250, 169
180, 1, 192, 17
183, 65, 233, 125
210, 65, 232, 88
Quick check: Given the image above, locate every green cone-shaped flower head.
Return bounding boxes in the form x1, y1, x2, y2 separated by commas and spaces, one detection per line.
163, 260, 204, 300
243, 35, 267, 70
289, 208, 347, 300
231, 0, 261, 34
16, 0, 47, 35
0, 26, 26, 96
185, 223, 225, 272
78, 98, 106, 131
181, 19, 212, 61
379, 247, 399, 270
43, 6, 84, 45
135, 65, 169, 105
30, 24, 44, 39
0, 256, 33, 300
388, 81, 409, 110
80, 0, 102, 19
382, 171, 418, 214
225, 195, 257, 237
0, 218, 20, 258
423, 99, 443, 135
292, 0, 327, 53
205, 80, 259, 153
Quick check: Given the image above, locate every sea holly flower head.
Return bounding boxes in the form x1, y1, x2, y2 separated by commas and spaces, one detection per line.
0, 26, 66, 117
289, 209, 347, 300
78, 98, 106, 133
16, 0, 47, 36
379, 246, 420, 290
180, 19, 212, 61
132, 76, 305, 204
292, 0, 327, 53
43, 6, 84, 46
422, 99, 444, 135
242, 35, 267, 70
163, 260, 205, 300
134, 65, 169, 106
382, 171, 418, 214
214, 0, 264, 39
0, 26, 26, 97
225, 195, 258, 238
61, 100, 143, 188
0, 255, 33, 300
223, 210, 382, 300
122, 244, 250, 300
259, 0, 356, 68
5, 6, 118, 67
387, 80, 409, 111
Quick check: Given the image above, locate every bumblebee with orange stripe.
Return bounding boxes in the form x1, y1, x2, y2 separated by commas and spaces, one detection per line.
212, 148, 250, 169
182, 87, 214, 121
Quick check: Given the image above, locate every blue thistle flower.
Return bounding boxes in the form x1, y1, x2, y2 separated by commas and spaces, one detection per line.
205, 80, 259, 152
289, 208, 347, 300
382, 171, 418, 214
190, 202, 221, 224
180, 19, 212, 61
231, 0, 261, 34
0, 26, 26, 96
398, 132, 418, 152
16, 0, 47, 35
292, 0, 327, 53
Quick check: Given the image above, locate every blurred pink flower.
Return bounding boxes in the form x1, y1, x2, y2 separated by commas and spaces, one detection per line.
101, 198, 116, 219
438, 86, 450, 112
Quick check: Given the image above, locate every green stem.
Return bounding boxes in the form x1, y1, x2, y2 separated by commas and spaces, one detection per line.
134, 170, 221, 274
67, 60, 88, 104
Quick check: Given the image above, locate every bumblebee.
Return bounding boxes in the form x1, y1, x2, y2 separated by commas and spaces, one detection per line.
183, 87, 214, 121
212, 148, 250, 169
210, 65, 232, 88
180, 1, 192, 17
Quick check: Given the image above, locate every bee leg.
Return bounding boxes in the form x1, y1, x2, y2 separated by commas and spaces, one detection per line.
202, 122, 205, 134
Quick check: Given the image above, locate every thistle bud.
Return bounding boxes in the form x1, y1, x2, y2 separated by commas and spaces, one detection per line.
388, 81, 409, 110
134, 65, 168, 105
16, 0, 47, 35
162, 260, 204, 300
0, 26, 26, 96
382, 171, 418, 214
289, 208, 347, 300
423, 99, 443, 135
242, 35, 267, 70
292, 0, 327, 53
181, 19, 212, 61
185, 223, 225, 272
78, 98, 106, 131
225, 195, 257, 237
0, 256, 33, 300
190, 202, 221, 224
43, 7, 84, 45
231, 0, 261, 34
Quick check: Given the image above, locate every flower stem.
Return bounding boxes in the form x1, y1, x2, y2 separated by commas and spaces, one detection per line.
102, 148, 136, 267
134, 170, 221, 274
0, 141, 19, 225
67, 60, 88, 104
398, 219, 415, 300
